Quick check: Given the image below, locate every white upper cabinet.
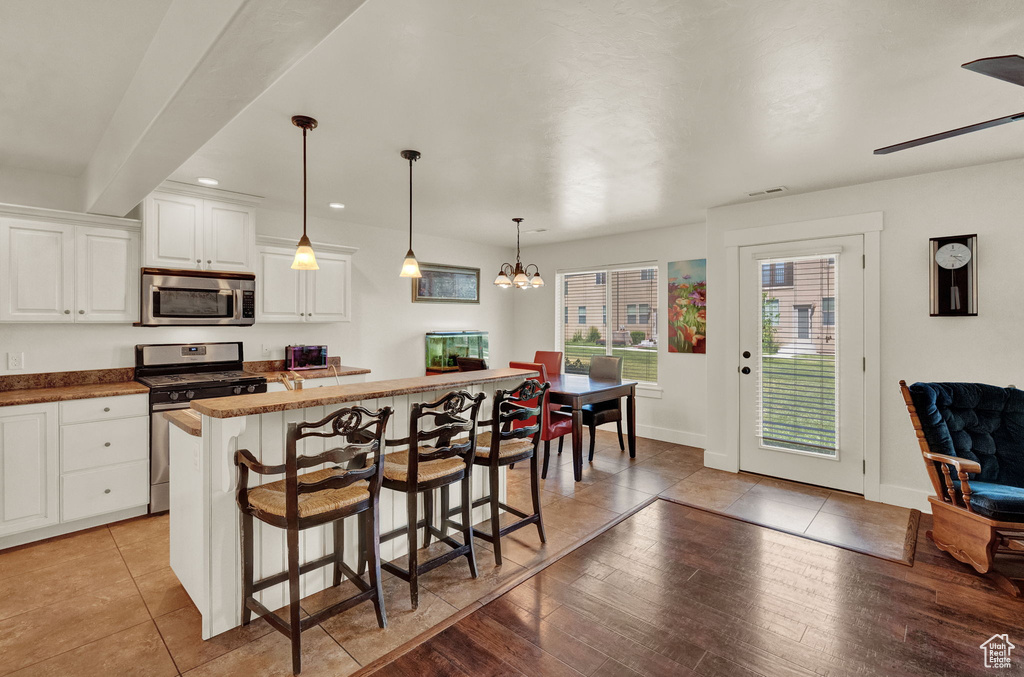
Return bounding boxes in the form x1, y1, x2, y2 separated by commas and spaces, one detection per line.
0, 403, 59, 537
0, 220, 75, 322
1, 213, 139, 324
75, 226, 140, 323
256, 238, 355, 323
204, 201, 254, 271
257, 247, 304, 322
306, 251, 351, 322
143, 185, 258, 272
145, 193, 203, 269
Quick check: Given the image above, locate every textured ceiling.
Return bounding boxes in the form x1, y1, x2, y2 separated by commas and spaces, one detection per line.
154, 0, 1024, 244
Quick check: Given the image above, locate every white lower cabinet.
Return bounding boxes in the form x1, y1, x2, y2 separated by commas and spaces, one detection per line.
62, 462, 149, 522
0, 395, 151, 544
0, 403, 59, 537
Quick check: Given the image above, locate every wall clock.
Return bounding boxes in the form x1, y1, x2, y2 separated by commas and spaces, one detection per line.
929, 234, 977, 316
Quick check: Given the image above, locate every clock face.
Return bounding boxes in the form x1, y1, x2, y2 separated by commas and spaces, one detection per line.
935, 242, 972, 270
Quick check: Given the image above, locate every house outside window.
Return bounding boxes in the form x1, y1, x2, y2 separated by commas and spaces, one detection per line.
640, 269, 655, 281
595, 272, 606, 285
602, 304, 606, 324
639, 303, 650, 324
765, 298, 780, 326
762, 262, 794, 287
626, 304, 637, 324
822, 297, 835, 326
578, 306, 586, 324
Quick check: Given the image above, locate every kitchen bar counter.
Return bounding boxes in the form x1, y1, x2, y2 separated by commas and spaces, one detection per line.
173, 367, 535, 640
191, 368, 537, 418
164, 408, 202, 437
242, 357, 371, 383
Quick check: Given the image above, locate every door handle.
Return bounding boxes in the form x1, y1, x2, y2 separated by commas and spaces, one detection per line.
741, 367, 751, 375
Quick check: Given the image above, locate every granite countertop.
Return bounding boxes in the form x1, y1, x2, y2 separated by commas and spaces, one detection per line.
191, 368, 538, 419
164, 409, 202, 437
0, 368, 149, 407
242, 357, 370, 383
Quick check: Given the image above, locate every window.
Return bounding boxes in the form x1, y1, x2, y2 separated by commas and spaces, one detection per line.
557, 265, 658, 383
761, 262, 794, 287
764, 298, 780, 327
822, 297, 835, 326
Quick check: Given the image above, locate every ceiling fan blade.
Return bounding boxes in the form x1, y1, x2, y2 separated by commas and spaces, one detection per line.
873, 111, 1024, 154
962, 55, 1024, 87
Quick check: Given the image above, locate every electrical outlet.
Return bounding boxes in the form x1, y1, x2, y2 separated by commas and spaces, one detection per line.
7, 352, 24, 370
261, 344, 271, 356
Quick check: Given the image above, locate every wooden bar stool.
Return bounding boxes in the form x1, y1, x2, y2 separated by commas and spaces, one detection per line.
379, 389, 485, 608
234, 405, 392, 675
464, 379, 549, 565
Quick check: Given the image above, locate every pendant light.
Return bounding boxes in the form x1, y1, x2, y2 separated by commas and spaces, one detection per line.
399, 150, 422, 278
494, 218, 544, 289
290, 115, 319, 270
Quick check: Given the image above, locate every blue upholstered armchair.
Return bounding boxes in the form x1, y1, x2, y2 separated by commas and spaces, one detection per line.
900, 380, 1024, 596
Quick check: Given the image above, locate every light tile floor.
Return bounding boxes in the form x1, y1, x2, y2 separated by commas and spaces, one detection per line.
0, 431, 915, 676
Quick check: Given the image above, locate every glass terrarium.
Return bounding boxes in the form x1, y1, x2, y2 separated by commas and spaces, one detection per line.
425, 331, 489, 374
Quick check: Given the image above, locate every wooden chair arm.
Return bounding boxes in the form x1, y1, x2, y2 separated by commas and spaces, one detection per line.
234, 448, 286, 475
922, 451, 981, 475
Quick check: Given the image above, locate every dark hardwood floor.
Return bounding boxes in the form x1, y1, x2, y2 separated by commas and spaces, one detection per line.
371, 499, 1024, 677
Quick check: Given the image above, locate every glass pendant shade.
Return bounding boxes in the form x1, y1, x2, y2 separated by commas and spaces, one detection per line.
513, 272, 530, 287
494, 271, 512, 287
291, 234, 319, 270
400, 249, 422, 278
531, 273, 545, 287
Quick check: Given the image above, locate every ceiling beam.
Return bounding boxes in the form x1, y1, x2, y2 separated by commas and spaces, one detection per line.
83, 0, 367, 217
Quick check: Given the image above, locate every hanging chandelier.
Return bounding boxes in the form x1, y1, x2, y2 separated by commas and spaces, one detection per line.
290, 115, 319, 270
494, 218, 544, 289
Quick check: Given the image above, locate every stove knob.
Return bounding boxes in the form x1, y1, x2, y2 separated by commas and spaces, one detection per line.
185, 390, 195, 399
232, 386, 243, 395
246, 384, 256, 393
169, 392, 179, 401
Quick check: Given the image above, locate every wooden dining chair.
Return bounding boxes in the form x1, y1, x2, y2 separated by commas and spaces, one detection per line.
235, 405, 392, 675
379, 389, 485, 608
582, 355, 625, 460
509, 360, 574, 478
463, 379, 549, 565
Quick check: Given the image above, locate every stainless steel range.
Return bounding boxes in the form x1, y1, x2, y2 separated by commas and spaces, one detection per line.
135, 342, 267, 512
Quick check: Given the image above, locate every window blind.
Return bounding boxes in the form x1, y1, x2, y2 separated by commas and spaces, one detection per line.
757, 254, 838, 455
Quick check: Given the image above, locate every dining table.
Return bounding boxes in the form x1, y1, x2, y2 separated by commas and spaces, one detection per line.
546, 373, 638, 481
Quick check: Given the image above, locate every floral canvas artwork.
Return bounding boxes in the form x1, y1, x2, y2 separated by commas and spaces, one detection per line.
667, 259, 707, 353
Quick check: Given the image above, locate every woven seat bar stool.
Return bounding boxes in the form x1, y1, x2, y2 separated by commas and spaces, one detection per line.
451, 379, 549, 566
379, 389, 485, 608
235, 405, 392, 675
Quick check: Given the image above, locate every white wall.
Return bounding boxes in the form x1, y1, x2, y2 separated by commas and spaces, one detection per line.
0, 206, 516, 380
706, 158, 1024, 510
513, 223, 707, 447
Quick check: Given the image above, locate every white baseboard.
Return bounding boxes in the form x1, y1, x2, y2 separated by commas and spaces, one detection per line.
636, 424, 705, 448
0, 505, 148, 550
702, 450, 736, 472
878, 483, 932, 513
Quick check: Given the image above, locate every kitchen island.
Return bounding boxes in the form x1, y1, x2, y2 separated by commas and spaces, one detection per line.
172, 368, 536, 639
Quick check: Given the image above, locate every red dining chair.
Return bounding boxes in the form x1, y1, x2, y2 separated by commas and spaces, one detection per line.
508, 360, 574, 479
533, 351, 562, 377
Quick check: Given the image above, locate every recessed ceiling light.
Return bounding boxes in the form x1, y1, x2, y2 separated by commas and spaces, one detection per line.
196, 177, 219, 186
328, 202, 345, 209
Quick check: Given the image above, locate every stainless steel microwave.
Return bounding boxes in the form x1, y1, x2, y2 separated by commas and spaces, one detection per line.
139, 268, 256, 326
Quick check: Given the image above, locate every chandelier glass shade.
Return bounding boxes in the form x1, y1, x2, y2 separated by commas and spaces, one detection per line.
494, 218, 544, 289
399, 150, 422, 278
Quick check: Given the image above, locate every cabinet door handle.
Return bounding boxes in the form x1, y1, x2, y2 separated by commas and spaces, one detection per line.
103, 407, 111, 412
64, 309, 70, 314
104, 489, 111, 494
207, 259, 211, 264
104, 442, 111, 447
300, 312, 305, 316
78, 310, 85, 314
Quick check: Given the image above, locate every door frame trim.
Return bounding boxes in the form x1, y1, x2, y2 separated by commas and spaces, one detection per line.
720, 212, 882, 501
